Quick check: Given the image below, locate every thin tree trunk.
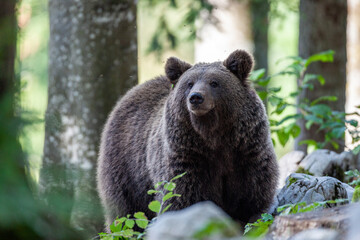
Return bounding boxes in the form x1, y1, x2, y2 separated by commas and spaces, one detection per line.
250, 0, 269, 72
40, 0, 138, 235
250, 0, 269, 109
295, 0, 347, 153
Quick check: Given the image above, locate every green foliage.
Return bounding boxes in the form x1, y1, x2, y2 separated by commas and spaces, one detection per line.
277, 198, 348, 216
244, 198, 348, 239
352, 186, 360, 203
244, 213, 274, 238
345, 169, 360, 202
250, 50, 360, 153
142, 0, 214, 56
295, 167, 313, 176
99, 172, 186, 240
345, 169, 360, 203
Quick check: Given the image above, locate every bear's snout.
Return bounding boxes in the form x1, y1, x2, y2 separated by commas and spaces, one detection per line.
189, 92, 204, 105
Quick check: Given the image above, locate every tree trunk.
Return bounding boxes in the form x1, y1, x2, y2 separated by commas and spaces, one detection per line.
0, 0, 17, 97
250, 0, 269, 109
250, 0, 269, 72
295, 0, 347, 153
346, 0, 360, 150
195, 0, 253, 62
40, 0, 138, 235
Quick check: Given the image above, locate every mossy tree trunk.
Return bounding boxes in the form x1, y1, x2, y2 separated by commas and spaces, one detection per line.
295, 0, 347, 153
40, 0, 138, 235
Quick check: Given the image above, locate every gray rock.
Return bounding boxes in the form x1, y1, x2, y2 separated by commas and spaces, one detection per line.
146, 201, 241, 240
299, 150, 357, 179
266, 204, 351, 240
289, 228, 340, 240
347, 203, 360, 240
278, 151, 306, 188
269, 173, 354, 215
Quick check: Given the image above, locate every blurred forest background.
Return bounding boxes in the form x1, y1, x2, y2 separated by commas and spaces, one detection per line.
1, 0, 360, 239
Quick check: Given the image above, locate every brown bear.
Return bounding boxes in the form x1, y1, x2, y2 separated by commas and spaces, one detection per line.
97, 50, 279, 227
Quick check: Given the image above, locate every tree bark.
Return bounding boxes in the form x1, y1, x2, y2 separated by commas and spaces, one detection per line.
0, 0, 17, 97
295, 0, 347, 153
195, 0, 253, 62
250, 0, 269, 72
250, 0, 269, 109
346, 0, 360, 150
40, 0, 138, 235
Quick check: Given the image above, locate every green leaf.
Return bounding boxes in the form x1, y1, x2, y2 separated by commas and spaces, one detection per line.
135, 219, 148, 229
353, 145, 360, 155
260, 213, 274, 222
268, 87, 281, 93
257, 77, 271, 87
125, 219, 135, 228
346, 119, 358, 127
305, 120, 314, 130
257, 91, 268, 100
331, 126, 345, 139
154, 181, 165, 189
308, 105, 332, 117
290, 91, 299, 97
170, 172, 187, 181
110, 219, 123, 233
330, 140, 339, 150
276, 114, 302, 126
148, 201, 161, 213
116, 217, 127, 223
298, 139, 317, 147
303, 74, 325, 85
290, 124, 301, 138
268, 96, 282, 107
162, 192, 174, 202
147, 189, 159, 195
250, 69, 266, 81
161, 203, 173, 213
274, 103, 288, 115
310, 96, 338, 106
305, 50, 335, 67
122, 229, 134, 237
164, 182, 176, 191
276, 130, 290, 147
134, 212, 147, 220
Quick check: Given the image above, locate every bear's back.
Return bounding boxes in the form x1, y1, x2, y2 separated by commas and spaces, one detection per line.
97, 76, 170, 222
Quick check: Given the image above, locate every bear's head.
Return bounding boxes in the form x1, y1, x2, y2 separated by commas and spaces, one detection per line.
165, 50, 255, 143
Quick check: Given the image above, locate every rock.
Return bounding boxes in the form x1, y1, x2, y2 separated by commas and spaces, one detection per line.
146, 201, 241, 240
347, 203, 360, 240
299, 150, 358, 180
289, 228, 340, 240
266, 204, 351, 240
268, 173, 354, 215
278, 151, 306, 188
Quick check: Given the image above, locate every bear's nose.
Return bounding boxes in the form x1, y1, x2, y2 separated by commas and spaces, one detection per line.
189, 92, 204, 105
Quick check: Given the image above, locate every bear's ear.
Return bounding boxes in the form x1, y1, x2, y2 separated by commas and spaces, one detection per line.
223, 50, 254, 82
165, 57, 192, 85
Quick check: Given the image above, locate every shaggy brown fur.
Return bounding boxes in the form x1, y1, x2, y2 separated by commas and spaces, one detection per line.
97, 50, 279, 227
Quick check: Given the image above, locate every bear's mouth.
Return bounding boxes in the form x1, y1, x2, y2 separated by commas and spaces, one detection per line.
188, 104, 214, 116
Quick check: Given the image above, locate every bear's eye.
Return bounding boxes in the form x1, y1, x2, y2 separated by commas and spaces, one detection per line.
188, 82, 194, 88
210, 81, 219, 88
